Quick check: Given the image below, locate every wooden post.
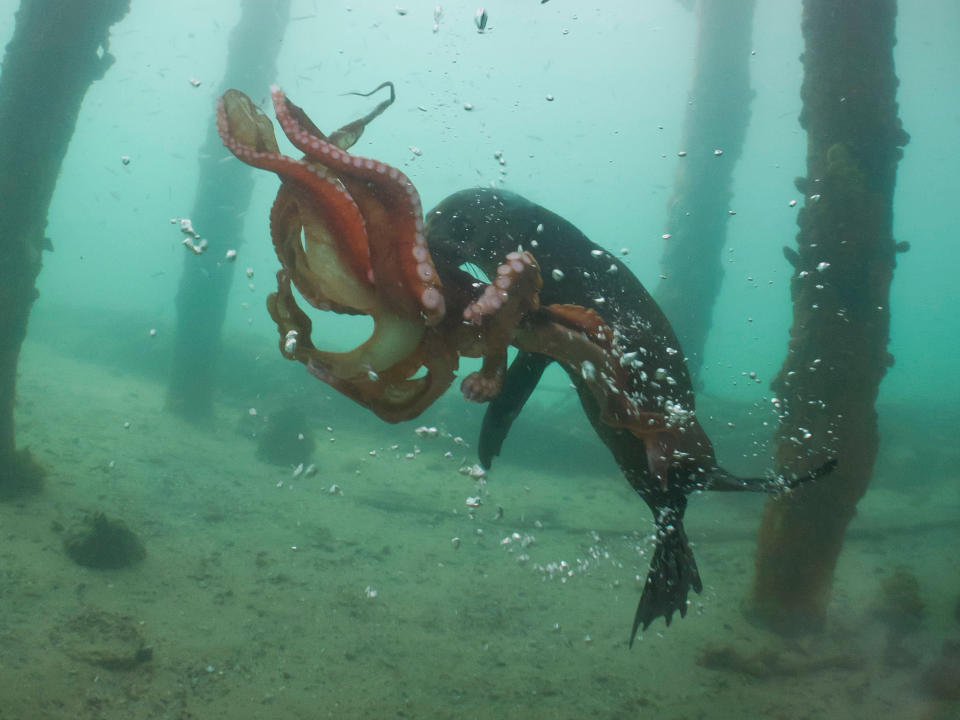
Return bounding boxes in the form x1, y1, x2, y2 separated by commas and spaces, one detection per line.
748, 0, 909, 634
655, 0, 756, 378
0, 0, 130, 496
166, 0, 290, 420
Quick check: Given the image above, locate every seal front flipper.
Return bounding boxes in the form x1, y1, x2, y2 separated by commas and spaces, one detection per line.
478, 351, 553, 469
629, 496, 702, 647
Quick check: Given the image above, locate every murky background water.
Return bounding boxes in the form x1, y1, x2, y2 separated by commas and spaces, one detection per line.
2, 1, 958, 718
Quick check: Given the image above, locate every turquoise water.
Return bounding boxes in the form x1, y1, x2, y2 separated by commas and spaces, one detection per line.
2, 1, 958, 718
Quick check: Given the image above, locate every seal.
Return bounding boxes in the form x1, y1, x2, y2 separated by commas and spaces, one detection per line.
425, 188, 835, 645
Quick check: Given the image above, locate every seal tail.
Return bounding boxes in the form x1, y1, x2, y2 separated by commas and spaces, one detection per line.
629, 500, 702, 647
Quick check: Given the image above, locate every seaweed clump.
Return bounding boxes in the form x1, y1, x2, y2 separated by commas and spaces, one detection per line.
875, 565, 925, 632
255, 406, 315, 466
64, 512, 146, 569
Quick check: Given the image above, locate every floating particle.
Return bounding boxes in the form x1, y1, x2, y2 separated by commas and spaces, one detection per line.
475, 8, 487, 32
189, 78, 201, 88
677, 151, 687, 157
246, 267, 254, 279
395, 5, 407, 15
551, 268, 565, 281
451, 537, 461, 549
714, 148, 723, 156
248, 407, 258, 416
409, 145, 422, 157
463, 102, 473, 111
224, 249, 237, 262
816, 261, 830, 272
789, 199, 798, 207
148, 328, 157, 337
545, 94, 554, 102
121, 155, 131, 166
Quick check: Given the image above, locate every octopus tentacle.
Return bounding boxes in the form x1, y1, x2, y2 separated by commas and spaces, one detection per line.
460, 250, 542, 402
330, 81, 396, 150
217, 92, 374, 302
269, 85, 444, 326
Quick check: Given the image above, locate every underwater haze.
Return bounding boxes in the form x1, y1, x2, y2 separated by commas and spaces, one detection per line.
2, 1, 958, 718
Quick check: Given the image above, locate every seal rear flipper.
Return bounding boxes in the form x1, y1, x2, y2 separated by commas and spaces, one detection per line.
629, 510, 702, 647
478, 351, 553, 469
702, 457, 838, 493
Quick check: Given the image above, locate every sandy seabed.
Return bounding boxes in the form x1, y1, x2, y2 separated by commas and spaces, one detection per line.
2, 337, 958, 720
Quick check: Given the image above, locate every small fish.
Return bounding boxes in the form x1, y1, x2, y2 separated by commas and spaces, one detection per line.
475, 8, 487, 32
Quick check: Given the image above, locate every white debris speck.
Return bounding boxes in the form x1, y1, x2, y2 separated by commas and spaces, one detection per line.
463, 102, 473, 111
224, 249, 237, 262
580, 360, 596, 382
551, 269, 565, 281
459, 463, 487, 480
121, 155, 131, 166
465, 496, 482, 508
248, 407, 258, 417
714, 148, 723, 156
364, 585, 378, 599
328, 484, 343, 495
451, 537, 461, 550
189, 78, 201, 87
546, 94, 554, 102
148, 328, 157, 337
409, 145, 422, 157
246, 267, 254, 279
816, 261, 830, 272
789, 199, 798, 207
415, 425, 438, 438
